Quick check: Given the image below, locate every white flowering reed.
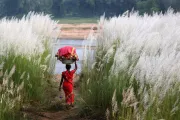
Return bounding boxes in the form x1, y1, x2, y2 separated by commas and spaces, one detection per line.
0, 66, 24, 119
95, 10, 180, 93
0, 12, 59, 56
82, 9, 180, 119
0, 12, 59, 119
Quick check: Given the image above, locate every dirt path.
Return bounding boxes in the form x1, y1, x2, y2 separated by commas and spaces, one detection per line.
38, 108, 79, 120
22, 75, 91, 120
28, 98, 83, 120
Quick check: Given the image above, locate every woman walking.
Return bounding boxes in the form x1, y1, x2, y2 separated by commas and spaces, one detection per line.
59, 61, 77, 108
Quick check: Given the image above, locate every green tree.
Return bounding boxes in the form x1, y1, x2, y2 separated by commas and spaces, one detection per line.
0, 0, 180, 18
51, 0, 64, 17
18, 0, 53, 14
160, 0, 180, 11
136, 0, 160, 14
0, 0, 6, 17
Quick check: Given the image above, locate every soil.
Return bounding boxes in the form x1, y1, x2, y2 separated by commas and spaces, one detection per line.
58, 24, 98, 40
21, 74, 94, 120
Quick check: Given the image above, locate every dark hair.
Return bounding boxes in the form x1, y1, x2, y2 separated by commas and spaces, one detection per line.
66, 64, 71, 70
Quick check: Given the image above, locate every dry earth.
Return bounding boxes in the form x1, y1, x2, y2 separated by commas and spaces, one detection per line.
21, 74, 94, 120
58, 24, 98, 40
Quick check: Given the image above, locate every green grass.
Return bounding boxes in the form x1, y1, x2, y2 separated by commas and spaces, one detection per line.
54, 17, 99, 24
80, 39, 180, 120
79, 41, 139, 119
0, 42, 55, 120
0, 13, 57, 120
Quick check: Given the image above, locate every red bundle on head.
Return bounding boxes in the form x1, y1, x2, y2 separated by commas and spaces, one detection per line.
56, 46, 79, 64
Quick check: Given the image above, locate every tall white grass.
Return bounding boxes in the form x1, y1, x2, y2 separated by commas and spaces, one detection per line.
97, 10, 180, 97
84, 9, 180, 119
0, 12, 59, 119
0, 66, 24, 115
0, 12, 59, 56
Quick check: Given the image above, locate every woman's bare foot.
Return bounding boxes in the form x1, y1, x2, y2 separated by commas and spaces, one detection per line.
66, 104, 71, 110
71, 104, 74, 108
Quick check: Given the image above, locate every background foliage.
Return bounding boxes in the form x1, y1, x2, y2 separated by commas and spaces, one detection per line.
0, 0, 180, 18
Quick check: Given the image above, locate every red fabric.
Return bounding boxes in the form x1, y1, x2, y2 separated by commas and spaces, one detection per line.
57, 46, 79, 61
58, 46, 77, 56
62, 69, 76, 104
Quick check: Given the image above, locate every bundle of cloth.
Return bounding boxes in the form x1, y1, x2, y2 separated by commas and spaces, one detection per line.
55, 46, 79, 64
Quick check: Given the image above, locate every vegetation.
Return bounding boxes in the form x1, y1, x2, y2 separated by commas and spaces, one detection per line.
57, 17, 98, 24
0, 12, 59, 119
80, 10, 180, 119
0, 0, 180, 18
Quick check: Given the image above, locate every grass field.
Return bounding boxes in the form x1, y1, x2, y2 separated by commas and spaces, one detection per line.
80, 10, 180, 120
54, 17, 99, 24
0, 12, 59, 120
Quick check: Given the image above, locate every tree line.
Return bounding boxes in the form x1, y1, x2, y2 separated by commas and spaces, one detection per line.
0, 0, 179, 18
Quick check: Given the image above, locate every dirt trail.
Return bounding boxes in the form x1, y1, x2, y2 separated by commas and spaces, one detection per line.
37, 106, 82, 120
22, 75, 90, 120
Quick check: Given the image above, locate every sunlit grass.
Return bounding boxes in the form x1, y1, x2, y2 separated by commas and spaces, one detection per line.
0, 12, 59, 119
80, 10, 180, 120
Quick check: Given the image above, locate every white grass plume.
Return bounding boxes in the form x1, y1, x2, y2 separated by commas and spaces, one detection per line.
85, 9, 180, 118
0, 12, 59, 56
95, 9, 180, 97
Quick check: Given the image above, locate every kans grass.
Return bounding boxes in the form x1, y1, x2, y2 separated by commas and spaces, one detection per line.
0, 12, 59, 119
80, 10, 180, 120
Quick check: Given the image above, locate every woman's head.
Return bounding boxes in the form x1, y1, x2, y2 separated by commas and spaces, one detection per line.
66, 64, 71, 70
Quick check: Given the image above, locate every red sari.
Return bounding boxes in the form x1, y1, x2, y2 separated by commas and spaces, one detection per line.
62, 69, 76, 105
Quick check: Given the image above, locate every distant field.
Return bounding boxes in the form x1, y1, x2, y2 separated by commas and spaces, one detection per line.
58, 24, 98, 39
55, 17, 99, 24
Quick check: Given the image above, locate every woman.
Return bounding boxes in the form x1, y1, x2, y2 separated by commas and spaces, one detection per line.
59, 61, 77, 108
